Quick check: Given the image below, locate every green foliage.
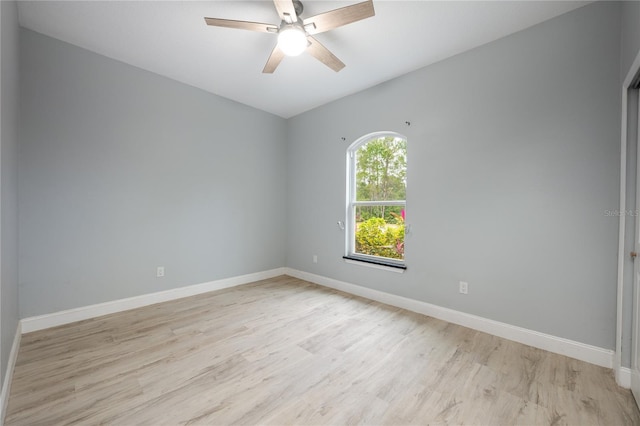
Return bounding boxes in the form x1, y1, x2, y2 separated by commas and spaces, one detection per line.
356, 137, 406, 200
356, 137, 406, 221
355, 217, 404, 260
357, 205, 404, 223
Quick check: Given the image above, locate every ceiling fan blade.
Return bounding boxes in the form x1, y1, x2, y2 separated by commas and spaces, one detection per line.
273, 0, 297, 23
263, 45, 286, 74
307, 36, 345, 72
303, 0, 374, 35
204, 17, 278, 33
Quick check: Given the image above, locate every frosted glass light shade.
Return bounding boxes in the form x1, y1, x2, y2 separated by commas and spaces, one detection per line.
278, 27, 307, 56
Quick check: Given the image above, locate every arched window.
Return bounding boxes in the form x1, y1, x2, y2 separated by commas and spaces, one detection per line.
345, 132, 407, 269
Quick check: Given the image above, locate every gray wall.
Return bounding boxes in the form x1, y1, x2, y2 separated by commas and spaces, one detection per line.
1, 0, 21, 381
286, 2, 621, 350
621, 1, 640, 83
621, 0, 640, 368
19, 29, 287, 317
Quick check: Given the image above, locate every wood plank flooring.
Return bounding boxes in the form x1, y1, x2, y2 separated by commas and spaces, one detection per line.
5, 275, 639, 425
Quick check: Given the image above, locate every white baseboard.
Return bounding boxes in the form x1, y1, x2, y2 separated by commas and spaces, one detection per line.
16, 266, 617, 372
618, 366, 632, 389
284, 268, 615, 370
21, 268, 286, 333
0, 322, 21, 423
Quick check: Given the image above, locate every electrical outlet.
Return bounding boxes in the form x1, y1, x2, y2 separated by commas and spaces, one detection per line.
459, 281, 468, 294
157, 266, 165, 278
313, 255, 318, 264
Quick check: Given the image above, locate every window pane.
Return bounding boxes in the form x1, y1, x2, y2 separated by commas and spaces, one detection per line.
355, 137, 407, 201
354, 205, 405, 260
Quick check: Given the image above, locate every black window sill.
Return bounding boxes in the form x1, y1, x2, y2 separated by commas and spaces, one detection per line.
343, 256, 407, 271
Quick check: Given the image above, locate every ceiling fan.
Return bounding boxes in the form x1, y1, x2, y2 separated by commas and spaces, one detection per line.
204, 0, 375, 73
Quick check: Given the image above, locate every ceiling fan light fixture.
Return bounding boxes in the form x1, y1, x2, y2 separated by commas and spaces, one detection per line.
278, 26, 308, 56
204, 0, 376, 72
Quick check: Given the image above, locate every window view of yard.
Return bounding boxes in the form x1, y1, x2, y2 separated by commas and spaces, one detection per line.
354, 136, 407, 261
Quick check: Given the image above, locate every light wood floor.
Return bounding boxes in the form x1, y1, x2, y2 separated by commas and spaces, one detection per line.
5, 275, 639, 425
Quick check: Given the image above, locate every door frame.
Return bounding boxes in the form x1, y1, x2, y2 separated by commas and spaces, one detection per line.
616, 50, 640, 388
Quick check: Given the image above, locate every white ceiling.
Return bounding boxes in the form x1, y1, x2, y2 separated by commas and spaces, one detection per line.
17, 1, 590, 118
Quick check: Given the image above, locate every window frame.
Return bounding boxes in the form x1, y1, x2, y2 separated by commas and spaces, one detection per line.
344, 131, 407, 270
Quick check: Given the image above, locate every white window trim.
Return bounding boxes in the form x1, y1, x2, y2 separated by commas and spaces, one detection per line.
345, 131, 407, 269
